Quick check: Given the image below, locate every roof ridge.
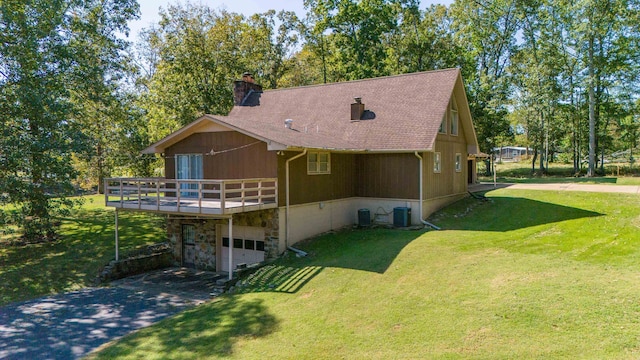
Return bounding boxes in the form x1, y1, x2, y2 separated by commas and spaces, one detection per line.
262, 68, 460, 93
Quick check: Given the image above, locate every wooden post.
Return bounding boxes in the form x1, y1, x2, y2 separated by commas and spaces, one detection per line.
115, 208, 119, 261
198, 180, 202, 214
137, 181, 141, 209
228, 216, 233, 280
220, 181, 226, 213
492, 156, 497, 188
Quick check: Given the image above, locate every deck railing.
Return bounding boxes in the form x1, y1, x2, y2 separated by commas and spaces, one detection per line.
104, 177, 278, 215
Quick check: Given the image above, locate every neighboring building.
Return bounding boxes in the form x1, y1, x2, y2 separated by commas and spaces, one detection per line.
105, 69, 481, 276
494, 146, 532, 162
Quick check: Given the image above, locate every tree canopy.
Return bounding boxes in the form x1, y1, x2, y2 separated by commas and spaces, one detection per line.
1, 0, 638, 239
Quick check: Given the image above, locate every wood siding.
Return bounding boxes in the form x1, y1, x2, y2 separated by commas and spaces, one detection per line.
278, 152, 357, 205
279, 152, 420, 206
355, 153, 419, 199
425, 94, 469, 199
165, 132, 277, 179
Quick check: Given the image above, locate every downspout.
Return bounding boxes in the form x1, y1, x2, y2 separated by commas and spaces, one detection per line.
414, 151, 441, 230
285, 149, 307, 249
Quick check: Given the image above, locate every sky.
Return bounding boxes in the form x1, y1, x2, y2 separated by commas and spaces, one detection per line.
126, 0, 454, 41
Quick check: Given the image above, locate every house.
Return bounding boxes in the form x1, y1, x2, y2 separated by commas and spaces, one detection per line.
494, 146, 532, 162
105, 68, 481, 277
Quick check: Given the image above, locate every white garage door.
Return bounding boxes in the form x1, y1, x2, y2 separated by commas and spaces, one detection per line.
220, 226, 265, 271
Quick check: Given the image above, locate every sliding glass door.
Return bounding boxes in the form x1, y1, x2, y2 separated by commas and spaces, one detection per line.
176, 154, 203, 198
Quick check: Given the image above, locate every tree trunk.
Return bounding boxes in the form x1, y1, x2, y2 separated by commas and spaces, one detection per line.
587, 35, 596, 177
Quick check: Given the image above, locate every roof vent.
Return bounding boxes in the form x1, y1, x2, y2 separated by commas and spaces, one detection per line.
284, 119, 293, 129
351, 97, 365, 120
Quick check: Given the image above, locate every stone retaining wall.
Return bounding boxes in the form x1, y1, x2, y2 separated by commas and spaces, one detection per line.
97, 243, 172, 283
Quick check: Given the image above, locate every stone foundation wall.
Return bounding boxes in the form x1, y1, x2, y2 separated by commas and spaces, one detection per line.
167, 209, 279, 271
227, 209, 280, 260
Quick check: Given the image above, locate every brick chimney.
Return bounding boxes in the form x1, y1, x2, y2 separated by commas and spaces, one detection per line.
233, 72, 263, 106
351, 97, 365, 120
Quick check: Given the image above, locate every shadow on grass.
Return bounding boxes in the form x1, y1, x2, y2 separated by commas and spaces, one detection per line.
97, 296, 279, 358
235, 228, 423, 295
431, 196, 603, 232
0, 208, 165, 306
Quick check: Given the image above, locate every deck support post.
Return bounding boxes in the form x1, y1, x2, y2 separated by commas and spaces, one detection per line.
228, 216, 233, 280
115, 208, 119, 261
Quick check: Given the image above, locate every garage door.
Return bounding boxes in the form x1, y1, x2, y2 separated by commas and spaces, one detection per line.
220, 226, 265, 271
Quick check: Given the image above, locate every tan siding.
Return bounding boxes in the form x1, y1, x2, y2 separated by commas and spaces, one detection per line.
165, 132, 277, 179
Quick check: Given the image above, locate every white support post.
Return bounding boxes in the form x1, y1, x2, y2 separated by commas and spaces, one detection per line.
228, 216, 233, 280
115, 208, 119, 261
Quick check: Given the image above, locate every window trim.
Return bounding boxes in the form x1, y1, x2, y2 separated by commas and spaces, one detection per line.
433, 152, 442, 173
175, 153, 203, 198
438, 116, 447, 134
175, 153, 203, 180
450, 97, 459, 136
222, 237, 265, 252
307, 151, 331, 175
455, 153, 462, 172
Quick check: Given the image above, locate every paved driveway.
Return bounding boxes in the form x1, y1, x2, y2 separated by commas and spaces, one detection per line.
0, 268, 219, 360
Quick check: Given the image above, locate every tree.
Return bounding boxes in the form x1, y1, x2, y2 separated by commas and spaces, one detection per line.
139, 4, 296, 142
450, 0, 519, 170
0, 0, 139, 240
302, 0, 407, 82
569, 0, 640, 175
387, 3, 469, 75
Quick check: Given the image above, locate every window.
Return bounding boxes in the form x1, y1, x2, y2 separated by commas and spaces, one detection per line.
222, 237, 265, 252
307, 151, 331, 174
455, 153, 462, 172
434, 152, 441, 173
438, 116, 447, 134
450, 98, 459, 136
182, 224, 196, 245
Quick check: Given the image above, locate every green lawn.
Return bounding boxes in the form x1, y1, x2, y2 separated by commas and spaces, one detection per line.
0, 195, 165, 305
91, 189, 640, 359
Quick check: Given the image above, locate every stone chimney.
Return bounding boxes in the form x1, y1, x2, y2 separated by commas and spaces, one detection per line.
351, 97, 365, 120
234, 72, 263, 106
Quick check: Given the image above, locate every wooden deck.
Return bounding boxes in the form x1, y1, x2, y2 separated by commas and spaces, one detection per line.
105, 178, 277, 215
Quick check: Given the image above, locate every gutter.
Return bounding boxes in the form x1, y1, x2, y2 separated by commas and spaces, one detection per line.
414, 151, 441, 230
285, 149, 307, 248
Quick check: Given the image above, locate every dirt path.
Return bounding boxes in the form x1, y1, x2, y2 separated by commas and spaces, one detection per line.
469, 182, 640, 194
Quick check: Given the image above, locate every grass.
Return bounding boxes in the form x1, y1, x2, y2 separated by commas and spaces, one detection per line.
478, 161, 640, 185
91, 189, 640, 359
0, 195, 166, 306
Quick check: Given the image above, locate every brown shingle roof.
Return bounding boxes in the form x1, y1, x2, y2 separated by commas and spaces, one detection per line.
224, 68, 460, 151
143, 68, 477, 154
